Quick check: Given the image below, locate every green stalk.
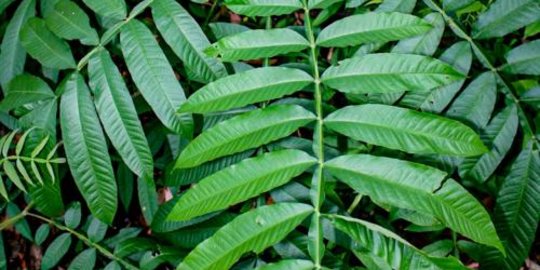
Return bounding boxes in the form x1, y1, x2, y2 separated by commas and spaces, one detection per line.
303, 2, 325, 268
26, 212, 139, 270
425, 0, 539, 149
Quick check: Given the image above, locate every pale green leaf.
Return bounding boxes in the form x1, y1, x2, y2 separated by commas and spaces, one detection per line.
175, 104, 316, 168
324, 104, 487, 156
205, 29, 310, 62
316, 12, 431, 47
20, 18, 76, 69
60, 73, 117, 224
44, 0, 99, 45
391, 13, 445, 56
0, 74, 54, 111
208, 22, 250, 40
82, 0, 126, 20
325, 154, 504, 252
472, 0, 540, 39
152, 0, 227, 83
459, 106, 518, 183
224, 0, 302, 16
41, 233, 71, 270
120, 19, 191, 134
88, 49, 153, 176
446, 72, 497, 130
177, 203, 313, 270
502, 40, 540, 75
321, 53, 464, 94
68, 249, 96, 270
179, 67, 313, 113
331, 215, 467, 270
168, 149, 316, 221
0, 0, 35, 91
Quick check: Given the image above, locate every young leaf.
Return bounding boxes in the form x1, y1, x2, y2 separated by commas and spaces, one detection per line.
502, 39, 540, 75
60, 73, 117, 224
459, 106, 518, 183
481, 144, 540, 269
472, 0, 540, 39
179, 67, 313, 113
224, 0, 303, 16
446, 72, 497, 130
41, 233, 72, 270
152, 0, 227, 83
316, 12, 431, 47
44, 0, 99, 45
0, 0, 35, 91
82, 0, 126, 20
120, 19, 191, 134
175, 104, 316, 168
320, 53, 464, 94
325, 154, 504, 252
324, 104, 487, 156
177, 203, 313, 270
0, 74, 55, 111
19, 18, 76, 69
168, 149, 316, 221
205, 29, 310, 62
331, 215, 467, 270
88, 49, 153, 176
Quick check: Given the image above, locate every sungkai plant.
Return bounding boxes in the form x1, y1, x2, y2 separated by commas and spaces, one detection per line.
0, 0, 539, 269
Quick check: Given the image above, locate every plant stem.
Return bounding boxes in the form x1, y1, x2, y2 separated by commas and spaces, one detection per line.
303, 2, 325, 268
25, 212, 139, 270
425, 0, 539, 149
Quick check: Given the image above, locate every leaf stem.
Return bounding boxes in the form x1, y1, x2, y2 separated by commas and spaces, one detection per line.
425, 0, 539, 149
25, 212, 139, 270
303, 2, 325, 269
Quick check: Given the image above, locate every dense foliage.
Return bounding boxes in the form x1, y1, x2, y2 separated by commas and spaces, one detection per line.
0, 0, 539, 269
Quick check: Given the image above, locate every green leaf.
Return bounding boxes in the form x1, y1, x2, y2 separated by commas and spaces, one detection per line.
0, 0, 35, 92
179, 67, 313, 113
64, 202, 82, 229
20, 17, 75, 69
138, 173, 159, 224
391, 13, 445, 56
41, 233, 72, 270
120, 19, 191, 134
82, 0, 126, 20
35, 224, 50, 245
4, 160, 26, 193
177, 203, 313, 270
87, 216, 108, 242
502, 39, 540, 75
60, 73, 117, 224
68, 249, 96, 270
472, 0, 540, 39
205, 29, 310, 62
443, 0, 475, 12
375, 0, 416, 13
257, 259, 314, 270
324, 104, 487, 156
320, 53, 464, 94
481, 143, 540, 269
325, 154, 504, 252
0, 74, 54, 111
224, 0, 302, 16
117, 163, 134, 212
209, 22, 250, 40
168, 149, 316, 221
331, 215, 467, 270
152, 0, 227, 83
175, 104, 316, 168
459, 106, 518, 183
316, 12, 431, 47
446, 72, 497, 130
308, 0, 341, 9
88, 49, 153, 176
0, 0, 16, 14
399, 41, 472, 113
44, 0, 99, 45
